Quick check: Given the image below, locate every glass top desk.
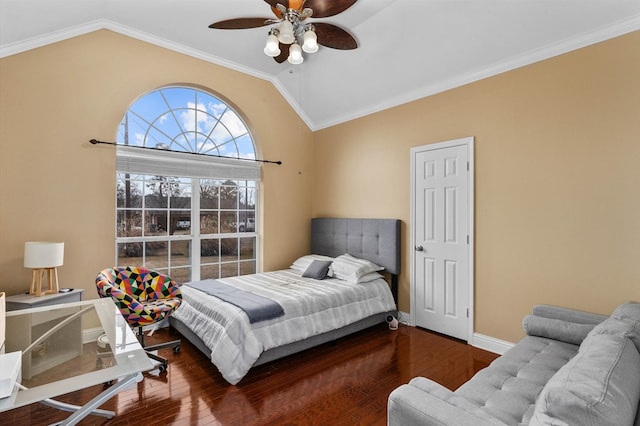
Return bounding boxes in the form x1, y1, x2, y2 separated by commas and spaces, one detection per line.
1, 298, 154, 425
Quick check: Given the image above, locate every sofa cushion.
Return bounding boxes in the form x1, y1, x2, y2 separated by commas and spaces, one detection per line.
523, 315, 595, 345
611, 301, 640, 351
531, 319, 640, 426
456, 336, 577, 425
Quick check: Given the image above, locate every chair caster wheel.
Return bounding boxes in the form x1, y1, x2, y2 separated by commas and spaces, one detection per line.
173, 345, 181, 354
158, 364, 167, 373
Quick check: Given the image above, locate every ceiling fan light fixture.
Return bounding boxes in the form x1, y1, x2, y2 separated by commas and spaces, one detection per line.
302, 27, 318, 53
288, 42, 304, 64
264, 32, 281, 57
277, 19, 295, 44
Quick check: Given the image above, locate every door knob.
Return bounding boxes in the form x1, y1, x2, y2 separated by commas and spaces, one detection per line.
415, 245, 424, 252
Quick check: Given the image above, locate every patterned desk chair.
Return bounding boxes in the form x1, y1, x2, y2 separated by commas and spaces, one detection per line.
96, 266, 182, 372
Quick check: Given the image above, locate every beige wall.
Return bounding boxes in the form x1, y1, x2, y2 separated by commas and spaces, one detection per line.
1, 28, 639, 344
313, 31, 640, 342
0, 30, 314, 299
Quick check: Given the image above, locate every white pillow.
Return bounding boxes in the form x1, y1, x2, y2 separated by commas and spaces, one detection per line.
332, 254, 384, 283
290, 254, 335, 275
356, 271, 385, 284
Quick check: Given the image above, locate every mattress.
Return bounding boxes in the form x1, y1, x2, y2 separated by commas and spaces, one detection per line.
171, 268, 396, 384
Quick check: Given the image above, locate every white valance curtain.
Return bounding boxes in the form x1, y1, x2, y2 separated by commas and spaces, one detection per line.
116, 145, 261, 181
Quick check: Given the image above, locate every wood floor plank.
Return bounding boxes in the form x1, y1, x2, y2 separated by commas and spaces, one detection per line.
1, 324, 498, 425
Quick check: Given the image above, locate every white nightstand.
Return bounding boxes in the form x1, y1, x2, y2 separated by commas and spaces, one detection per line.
5, 289, 84, 311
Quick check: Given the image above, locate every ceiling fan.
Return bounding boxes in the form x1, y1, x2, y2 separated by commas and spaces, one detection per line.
209, 0, 358, 64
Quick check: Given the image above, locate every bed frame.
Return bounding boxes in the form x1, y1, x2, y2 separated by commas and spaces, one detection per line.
170, 217, 401, 369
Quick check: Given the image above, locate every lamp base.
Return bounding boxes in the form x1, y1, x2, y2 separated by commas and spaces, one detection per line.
29, 268, 60, 296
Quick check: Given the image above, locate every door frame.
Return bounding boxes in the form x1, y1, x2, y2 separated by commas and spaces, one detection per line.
409, 136, 475, 342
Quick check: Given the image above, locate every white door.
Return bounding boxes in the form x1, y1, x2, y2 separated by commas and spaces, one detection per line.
411, 137, 473, 341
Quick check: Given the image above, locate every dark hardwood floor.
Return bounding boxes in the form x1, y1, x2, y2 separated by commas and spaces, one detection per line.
3, 324, 499, 425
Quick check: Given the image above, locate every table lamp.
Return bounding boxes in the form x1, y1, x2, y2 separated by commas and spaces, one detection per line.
24, 242, 64, 296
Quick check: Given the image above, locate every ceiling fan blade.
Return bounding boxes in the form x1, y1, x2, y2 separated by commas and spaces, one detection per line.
263, 0, 289, 10
274, 44, 289, 63
209, 18, 272, 30
304, 0, 357, 18
314, 23, 358, 50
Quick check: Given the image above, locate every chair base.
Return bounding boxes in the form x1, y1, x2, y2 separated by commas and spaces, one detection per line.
137, 327, 181, 373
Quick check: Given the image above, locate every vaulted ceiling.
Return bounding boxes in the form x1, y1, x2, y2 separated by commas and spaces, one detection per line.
2, 0, 639, 130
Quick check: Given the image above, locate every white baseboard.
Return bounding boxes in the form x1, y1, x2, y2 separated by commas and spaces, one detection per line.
397, 315, 514, 355
398, 310, 414, 326
83, 327, 105, 344
470, 333, 514, 355
83, 319, 170, 344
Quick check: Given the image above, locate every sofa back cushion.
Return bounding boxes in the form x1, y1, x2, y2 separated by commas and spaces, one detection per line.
531, 318, 640, 426
611, 301, 640, 351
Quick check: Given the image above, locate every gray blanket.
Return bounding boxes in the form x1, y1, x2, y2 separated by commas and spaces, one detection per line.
184, 279, 284, 323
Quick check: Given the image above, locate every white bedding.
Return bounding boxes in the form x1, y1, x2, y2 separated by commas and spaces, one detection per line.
172, 268, 396, 384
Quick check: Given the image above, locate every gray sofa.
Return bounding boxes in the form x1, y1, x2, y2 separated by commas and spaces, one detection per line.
388, 302, 640, 426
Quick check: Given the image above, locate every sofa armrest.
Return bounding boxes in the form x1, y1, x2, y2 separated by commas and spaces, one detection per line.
532, 304, 608, 325
388, 379, 502, 426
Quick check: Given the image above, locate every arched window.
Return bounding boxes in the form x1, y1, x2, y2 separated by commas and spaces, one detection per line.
115, 86, 259, 283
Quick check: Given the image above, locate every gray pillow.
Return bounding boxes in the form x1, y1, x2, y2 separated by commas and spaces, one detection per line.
522, 315, 595, 345
302, 260, 333, 280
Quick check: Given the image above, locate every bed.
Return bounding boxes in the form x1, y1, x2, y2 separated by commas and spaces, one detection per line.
169, 217, 400, 385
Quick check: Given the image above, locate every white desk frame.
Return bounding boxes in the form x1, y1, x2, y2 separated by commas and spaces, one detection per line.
0, 298, 154, 425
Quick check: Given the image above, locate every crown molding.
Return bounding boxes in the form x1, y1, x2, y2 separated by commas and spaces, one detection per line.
0, 19, 272, 82
313, 14, 640, 130
0, 19, 316, 130
2, 14, 638, 131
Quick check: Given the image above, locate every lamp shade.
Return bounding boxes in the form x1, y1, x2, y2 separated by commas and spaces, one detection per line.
24, 242, 64, 268
302, 29, 318, 53
277, 20, 295, 44
288, 43, 304, 64
264, 33, 281, 57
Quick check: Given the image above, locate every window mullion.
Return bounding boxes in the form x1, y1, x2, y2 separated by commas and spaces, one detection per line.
191, 178, 201, 281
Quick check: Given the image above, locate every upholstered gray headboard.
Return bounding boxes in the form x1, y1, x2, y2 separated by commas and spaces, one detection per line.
310, 218, 401, 276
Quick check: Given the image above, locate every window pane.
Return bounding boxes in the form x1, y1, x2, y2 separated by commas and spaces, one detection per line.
169, 210, 190, 235
117, 175, 143, 208
117, 210, 143, 237
221, 264, 239, 278
201, 239, 219, 259
201, 263, 219, 280
220, 237, 238, 258
117, 242, 143, 263
145, 210, 167, 236
200, 181, 219, 209
239, 261, 256, 275
145, 241, 168, 269
200, 212, 219, 234
168, 267, 191, 284
145, 176, 173, 208
170, 240, 191, 267
220, 211, 237, 233
240, 237, 255, 260
169, 180, 192, 209
238, 185, 256, 210
219, 182, 238, 209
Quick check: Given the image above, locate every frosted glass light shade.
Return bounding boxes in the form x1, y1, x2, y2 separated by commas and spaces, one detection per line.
277, 20, 295, 44
24, 242, 64, 268
264, 33, 281, 57
302, 29, 318, 53
288, 43, 304, 64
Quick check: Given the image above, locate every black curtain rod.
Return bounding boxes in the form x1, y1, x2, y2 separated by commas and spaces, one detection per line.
89, 139, 282, 165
